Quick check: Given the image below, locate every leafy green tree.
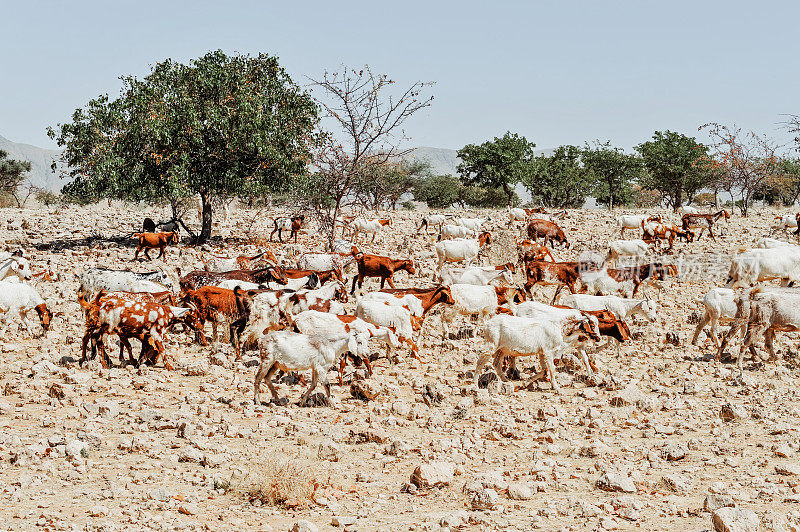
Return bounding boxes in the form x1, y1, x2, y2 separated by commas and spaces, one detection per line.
522, 145, 592, 208
457, 132, 535, 206
353, 160, 430, 210
413, 174, 461, 208
635, 130, 713, 210
0, 150, 32, 207
48, 50, 319, 243
581, 142, 641, 210
754, 158, 800, 206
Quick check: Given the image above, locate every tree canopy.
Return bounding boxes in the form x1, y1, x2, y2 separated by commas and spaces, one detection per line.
635, 130, 712, 210
582, 142, 641, 210
457, 132, 535, 206
48, 50, 320, 242
522, 145, 592, 208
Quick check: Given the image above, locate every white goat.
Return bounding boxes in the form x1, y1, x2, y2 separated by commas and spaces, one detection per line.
455, 217, 489, 232
282, 282, 348, 315
239, 291, 289, 354
0, 281, 52, 337
772, 214, 798, 234
440, 266, 513, 286
439, 224, 476, 240
508, 208, 527, 224
690, 287, 738, 347
359, 292, 424, 317
418, 214, 449, 234
297, 253, 352, 272
755, 237, 797, 249
355, 299, 419, 356
477, 314, 599, 392
617, 214, 661, 237
435, 232, 491, 272
506, 299, 601, 376
348, 218, 391, 243
215, 279, 264, 291
679, 205, 700, 215
254, 330, 368, 405
560, 293, 658, 323
726, 247, 800, 288
0, 256, 33, 283
78, 267, 172, 297
606, 239, 652, 264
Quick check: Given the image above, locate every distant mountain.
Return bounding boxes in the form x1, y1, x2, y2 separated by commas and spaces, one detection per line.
0, 134, 64, 191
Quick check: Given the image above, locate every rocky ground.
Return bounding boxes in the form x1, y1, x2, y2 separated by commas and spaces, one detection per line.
1, 202, 799, 532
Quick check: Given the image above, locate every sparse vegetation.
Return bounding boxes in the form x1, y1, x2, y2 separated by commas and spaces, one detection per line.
238, 458, 322, 508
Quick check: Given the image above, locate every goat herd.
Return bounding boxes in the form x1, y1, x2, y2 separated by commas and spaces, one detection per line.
2, 205, 799, 407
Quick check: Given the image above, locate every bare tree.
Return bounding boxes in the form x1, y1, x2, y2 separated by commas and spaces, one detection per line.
305, 67, 433, 247
701, 123, 780, 216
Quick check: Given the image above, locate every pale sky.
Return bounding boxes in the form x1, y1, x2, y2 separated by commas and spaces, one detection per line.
2, 0, 799, 153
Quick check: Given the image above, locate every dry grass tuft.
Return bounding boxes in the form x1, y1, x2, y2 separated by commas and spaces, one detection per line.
238, 457, 321, 508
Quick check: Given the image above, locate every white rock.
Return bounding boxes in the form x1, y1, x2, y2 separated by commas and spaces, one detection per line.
712, 507, 760, 532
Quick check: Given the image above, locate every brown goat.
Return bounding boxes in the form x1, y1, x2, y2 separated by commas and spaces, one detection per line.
526, 220, 569, 248
133, 232, 179, 261
351, 251, 416, 294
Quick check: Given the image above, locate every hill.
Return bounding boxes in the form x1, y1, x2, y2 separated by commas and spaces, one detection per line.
0, 134, 65, 192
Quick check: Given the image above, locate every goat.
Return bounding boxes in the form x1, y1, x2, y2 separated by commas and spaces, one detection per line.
234, 287, 292, 360
681, 210, 729, 241
477, 314, 600, 392
348, 218, 392, 243
180, 286, 245, 345
435, 232, 491, 272
725, 247, 800, 288
524, 260, 589, 302
772, 214, 798, 234
418, 214, 449, 235
606, 239, 653, 265
78, 267, 172, 298
254, 329, 369, 405
293, 310, 400, 383
132, 232, 179, 261
178, 265, 288, 293
560, 293, 659, 323
526, 219, 569, 248
517, 240, 555, 263
606, 263, 677, 298
87, 297, 201, 369
438, 224, 476, 240
690, 287, 738, 347
283, 282, 349, 315
203, 251, 277, 272
0, 281, 52, 338
0, 256, 32, 283
270, 215, 304, 243
505, 300, 602, 377
717, 288, 800, 370
756, 237, 797, 249
355, 299, 420, 357
617, 214, 662, 237
678, 205, 700, 215
440, 265, 513, 286
350, 251, 415, 294
297, 253, 353, 274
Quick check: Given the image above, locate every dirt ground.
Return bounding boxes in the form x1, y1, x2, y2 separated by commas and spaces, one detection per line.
1, 202, 799, 532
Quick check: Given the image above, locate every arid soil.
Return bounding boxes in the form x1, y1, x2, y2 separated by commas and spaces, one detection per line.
1, 202, 800, 532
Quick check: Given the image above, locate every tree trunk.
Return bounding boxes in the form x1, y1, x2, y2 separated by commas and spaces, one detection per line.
198, 191, 213, 244
674, 186, 683, 211
502, 182, 514, 207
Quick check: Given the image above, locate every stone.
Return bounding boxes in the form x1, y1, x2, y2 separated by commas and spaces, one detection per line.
331, 515, 356, 527
65, 439, 88, 459
704, 493, 736, 512
712, 507, 760, 532
318, 440, 341, 462
470, 487, 499, 510
507, 482, 533, 500
596, 472, 637, 493
610, 383, 645, 407
775, 463, 800, 476
178, 502, 198, 515
410, 461, 455, 488
291, 520, 320, 532
661, 444, 687, 461
350, 380, 382, 401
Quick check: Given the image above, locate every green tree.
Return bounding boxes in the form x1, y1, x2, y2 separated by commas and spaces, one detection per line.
522, 145, 592, 208
581, 142, 641, 210
0, 150, 32, 207
48, 50, 319, 243
457, 132, 535, 206
635, 130, 712, 210
413, 174, 461, 208
353, 160, 430, 210
754, 158, 800, 206
459, 185, 518, 208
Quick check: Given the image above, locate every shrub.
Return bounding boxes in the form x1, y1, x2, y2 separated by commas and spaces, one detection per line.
238, 458, 321, 508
